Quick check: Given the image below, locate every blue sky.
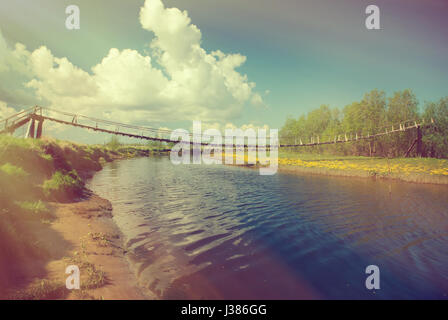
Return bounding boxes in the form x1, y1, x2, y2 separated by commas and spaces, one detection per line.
180, 0, 448, 122
0, 0, 447, 141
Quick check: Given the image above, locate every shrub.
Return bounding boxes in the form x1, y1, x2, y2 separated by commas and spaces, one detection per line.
105, 136, 120, 151
16, 200, 52, 220
0, 163, 28, 178
42, 170, 84, 201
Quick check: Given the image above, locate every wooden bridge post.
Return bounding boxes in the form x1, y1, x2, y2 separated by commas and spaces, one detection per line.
25, 118, 35, 138
36, 118, 44, 139
416, 125, 422, 157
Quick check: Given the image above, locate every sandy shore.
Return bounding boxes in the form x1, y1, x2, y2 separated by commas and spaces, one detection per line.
49, 192, 152, 299
0, 136, 163, 299
6, 188, 154, 299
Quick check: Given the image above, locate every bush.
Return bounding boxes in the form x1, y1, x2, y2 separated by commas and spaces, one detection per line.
42, 170, 84, 201
17, 200, 48, 213
106, 136, 121, 151
0, 164, 33, 204
0, 163, 28, 178
16, 200, 52, 220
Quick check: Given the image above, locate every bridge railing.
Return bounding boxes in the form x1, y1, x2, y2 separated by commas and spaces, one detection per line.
39, 106, 174, 141
0, 106, 40, 133
0, 105, 435, 148
279, 118, 433, 147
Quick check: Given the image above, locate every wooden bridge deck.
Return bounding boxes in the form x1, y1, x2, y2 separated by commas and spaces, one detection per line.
0, 106, 434, 149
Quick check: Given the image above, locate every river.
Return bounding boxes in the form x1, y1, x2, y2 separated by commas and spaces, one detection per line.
88, 157, 448, 299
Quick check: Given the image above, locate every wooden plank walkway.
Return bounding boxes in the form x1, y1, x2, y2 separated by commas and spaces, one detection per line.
0, 106, 434, 148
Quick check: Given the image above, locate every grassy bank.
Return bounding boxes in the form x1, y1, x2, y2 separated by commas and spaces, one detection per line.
278, 151, 448, 184
0, 135, 150, 299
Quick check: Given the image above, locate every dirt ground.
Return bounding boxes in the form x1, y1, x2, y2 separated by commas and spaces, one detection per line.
6, 192, 155, 300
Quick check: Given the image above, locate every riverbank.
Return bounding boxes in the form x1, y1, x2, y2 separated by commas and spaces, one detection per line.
0, 135, 153, 299
278, 152, 448, 184
226, 151, 448, 184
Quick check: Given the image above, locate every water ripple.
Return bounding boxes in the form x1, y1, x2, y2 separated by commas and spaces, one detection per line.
89, 157, 448, 299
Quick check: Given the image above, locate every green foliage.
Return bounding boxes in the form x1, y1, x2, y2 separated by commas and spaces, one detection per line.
16, 200, 49, 215
280, 89, 447, 158
0, 137, 128, 297
383, 90, 419, 157
68, 256, 107, 290
0, 134, 35, 150
422, 97, 448, 158
42, 170, 84, 200
106, 136, 121, 151
39, 153, 53, 162
146, 139, 167, 150
0, 163, 28, 178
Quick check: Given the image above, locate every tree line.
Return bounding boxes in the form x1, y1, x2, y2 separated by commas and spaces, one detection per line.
279, 89, 448, 158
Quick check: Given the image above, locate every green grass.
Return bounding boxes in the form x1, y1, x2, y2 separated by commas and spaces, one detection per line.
10, 279, 67, 300
42, 170, 84, 200
88, 232, 113, 247
0, 163, 29, 178
68, 255, 107, 290
0, 134, 35, 150
98, 157, 107, 166
40, 153, 53, 162
81, 261, 107, 289
279, 151, 375, 161
105, 136, 121, 151
16, 200, 49, 215
278, 152, 448, 178
0, 135, 136, 298
9, 258, 107, 299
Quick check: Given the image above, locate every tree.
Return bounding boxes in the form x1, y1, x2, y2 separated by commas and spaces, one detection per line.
386, 89, 419, 156
423, 97, 448, 158
352, 90, 386, 156
279, 90, 447, 159
106, 136, 120, 151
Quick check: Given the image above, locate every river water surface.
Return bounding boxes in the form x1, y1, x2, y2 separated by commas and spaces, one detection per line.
88, 157, 448, 299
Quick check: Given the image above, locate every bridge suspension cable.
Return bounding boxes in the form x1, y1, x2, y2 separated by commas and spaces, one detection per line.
0, 106, 435, 148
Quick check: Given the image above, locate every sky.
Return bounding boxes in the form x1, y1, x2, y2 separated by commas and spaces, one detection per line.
0, 0, 447, 143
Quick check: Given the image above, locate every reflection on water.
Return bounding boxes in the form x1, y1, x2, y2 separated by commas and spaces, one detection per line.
89, 157, 448, 299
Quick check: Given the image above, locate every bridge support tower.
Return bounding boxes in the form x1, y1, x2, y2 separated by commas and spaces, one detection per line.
416, 125, 423, 157
25, 116, 44, 139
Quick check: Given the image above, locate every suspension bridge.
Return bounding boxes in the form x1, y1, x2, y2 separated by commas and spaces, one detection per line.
0, 106, 434, 155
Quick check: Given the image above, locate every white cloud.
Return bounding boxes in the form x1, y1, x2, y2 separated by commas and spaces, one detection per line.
0, 101, 16, 119
224, 122, 270, 132
0, 30, 37, 106
186, 121, 270, 133
0, 0, 264, 128
26, 46, 98, 101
